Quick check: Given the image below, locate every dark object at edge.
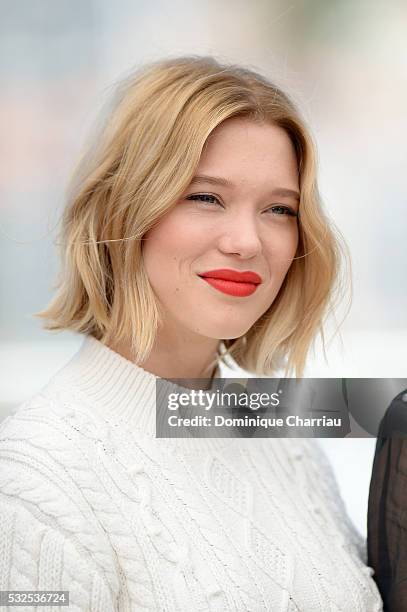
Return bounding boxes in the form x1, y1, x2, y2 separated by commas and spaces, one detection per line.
368, 389, 407, 611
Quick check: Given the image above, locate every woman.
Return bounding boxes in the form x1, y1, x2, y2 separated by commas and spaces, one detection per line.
0, 55, 382, 611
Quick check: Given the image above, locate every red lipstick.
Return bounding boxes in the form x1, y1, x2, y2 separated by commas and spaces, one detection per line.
198, 268, 262, 297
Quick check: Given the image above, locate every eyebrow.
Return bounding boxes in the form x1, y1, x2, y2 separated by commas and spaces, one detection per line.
189, 174, 300, 202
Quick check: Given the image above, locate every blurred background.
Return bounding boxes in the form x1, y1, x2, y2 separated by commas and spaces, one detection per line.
1, 0, 406, 536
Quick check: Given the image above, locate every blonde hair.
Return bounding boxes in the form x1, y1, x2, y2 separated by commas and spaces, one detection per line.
37, 55, 350, 376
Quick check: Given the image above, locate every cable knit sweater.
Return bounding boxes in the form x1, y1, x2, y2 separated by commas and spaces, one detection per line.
0, 335, 382, 611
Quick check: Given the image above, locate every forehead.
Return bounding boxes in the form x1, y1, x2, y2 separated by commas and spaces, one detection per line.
198, 117, 298, 187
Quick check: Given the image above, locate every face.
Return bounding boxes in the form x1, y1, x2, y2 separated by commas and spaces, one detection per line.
142, 116, 300, 343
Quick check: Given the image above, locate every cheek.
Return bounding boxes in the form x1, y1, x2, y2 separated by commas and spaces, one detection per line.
143, 215, 181, 258
142, 218, 202, 286
265, 225, 299, 273
142, 226, 172, 287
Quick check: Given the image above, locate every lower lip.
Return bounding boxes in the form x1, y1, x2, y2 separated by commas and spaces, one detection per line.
199, 276, 259, 297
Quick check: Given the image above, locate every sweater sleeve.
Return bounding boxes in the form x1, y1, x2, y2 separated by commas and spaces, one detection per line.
0, 496, 117, 612
0, 404, 120, 612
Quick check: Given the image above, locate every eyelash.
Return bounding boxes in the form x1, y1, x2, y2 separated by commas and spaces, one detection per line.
186, 194, 298, 217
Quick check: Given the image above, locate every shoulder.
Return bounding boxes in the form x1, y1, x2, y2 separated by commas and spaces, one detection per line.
0, 388, 106, 482
0, 384, 114, 504
0, 379, 113, 453
377, 389, 407, 438
370, 390, 407, 481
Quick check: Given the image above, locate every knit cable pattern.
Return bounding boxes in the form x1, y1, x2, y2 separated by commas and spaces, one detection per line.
0, 337, 384, 611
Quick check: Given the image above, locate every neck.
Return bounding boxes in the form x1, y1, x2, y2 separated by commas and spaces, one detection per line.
110, 328, 220, 382
51, 335, 236, 453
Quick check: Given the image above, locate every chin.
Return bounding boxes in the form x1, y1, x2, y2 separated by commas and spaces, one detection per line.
219, 332, 250, 341
204, 324, 253, 341
189, 314, 256, 341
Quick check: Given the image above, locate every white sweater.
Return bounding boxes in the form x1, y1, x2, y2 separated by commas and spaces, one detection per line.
0, 335, 382, 611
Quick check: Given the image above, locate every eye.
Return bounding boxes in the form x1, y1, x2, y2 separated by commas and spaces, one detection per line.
186, 194, 223, 207
186, 194, 298, 217
267, 205, 298, 217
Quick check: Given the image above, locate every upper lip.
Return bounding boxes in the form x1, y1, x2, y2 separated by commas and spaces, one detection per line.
198, 268, 263, 284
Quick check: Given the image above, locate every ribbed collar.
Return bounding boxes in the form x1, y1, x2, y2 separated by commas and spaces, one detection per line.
50, 334, 238, 453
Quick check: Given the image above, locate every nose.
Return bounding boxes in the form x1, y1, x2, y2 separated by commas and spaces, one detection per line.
216, 214, 262, 259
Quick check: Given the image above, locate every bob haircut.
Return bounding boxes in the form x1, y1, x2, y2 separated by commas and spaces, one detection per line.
37, 55, 349, 377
